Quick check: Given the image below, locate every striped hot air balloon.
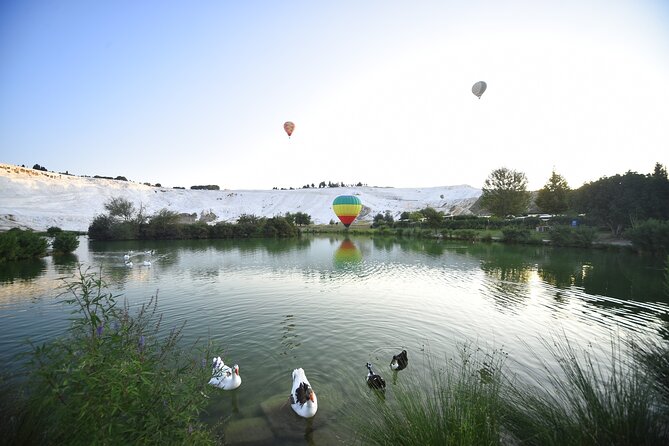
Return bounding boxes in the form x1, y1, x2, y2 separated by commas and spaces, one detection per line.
284, 121, 295, 137
332, 195, 362, 228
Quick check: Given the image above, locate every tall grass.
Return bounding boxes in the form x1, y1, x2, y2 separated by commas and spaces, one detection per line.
357, 344, 509, 445
0, 266, 216, 445
503, 336, 669, 445
356, 337, 669, 445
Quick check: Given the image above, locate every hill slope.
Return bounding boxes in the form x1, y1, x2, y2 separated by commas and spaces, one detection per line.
0, 163, 482, 232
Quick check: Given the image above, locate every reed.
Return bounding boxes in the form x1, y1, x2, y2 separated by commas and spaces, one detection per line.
503, 336, 669, 445
356, 343, 508, 445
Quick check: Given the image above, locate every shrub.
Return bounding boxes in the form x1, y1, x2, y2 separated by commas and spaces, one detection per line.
46, 226, 63, 236
549, 225, 597, 248
0, 231, 19, 262
452, 229, 477, 241
502, 227, 532, 244
51, 232, 80, 254
626, 219, 669, 255
88, 214, 115, 240
8, 266, 216, 444
1, 229, 49, 261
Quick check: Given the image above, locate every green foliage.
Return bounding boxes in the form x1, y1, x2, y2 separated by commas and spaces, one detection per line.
358, 344, 507, 445
536, 170, 570, 214
46, 226, 63, 236
11, 266, 215, 444
0, 229, 48, 262
626, 219, 669, 255
502, 226, 532, 243
0, 231, 20, 262
420, 207, 444, 229
51, 232, 80, 254
88, 214, 115, 240
452, 229, 478, 241
142, 209, 181, 239
571, 164, 669, 237
504, 337, 669, 445
285, 212, 312, 226
549, 225, 597, 248
104, 197, 136, 222
263, 216, 298, 237
480, 167, 531, 217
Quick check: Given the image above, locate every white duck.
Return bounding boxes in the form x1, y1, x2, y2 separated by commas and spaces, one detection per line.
290, 368, 318, 418
208, 356, 241, 390
143, 260, 152, 267
124, 261, 133, 267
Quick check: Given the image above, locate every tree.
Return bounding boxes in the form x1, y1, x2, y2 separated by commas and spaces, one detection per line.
104, 197, 136, 222
480, 168, 531, 217
420, 207, 444, 229
294, 212, 312, 226
536, 170, 570, 214
571, 165, 669, 236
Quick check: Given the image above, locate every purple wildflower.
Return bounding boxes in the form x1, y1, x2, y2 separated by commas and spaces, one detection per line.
96, 324, 104, 337
138, 335, 145, 352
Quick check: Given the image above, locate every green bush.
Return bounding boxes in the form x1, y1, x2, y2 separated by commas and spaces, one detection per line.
6, 266, 216, 444
0, 229, 48, 261
549, 225, 597, 248
46, 226, 63, 236
51, 232, 80, 254
502, 227, 532, 244
0, 231, 19, 262
88, 214, 115, 240
626, 219, 669, 255
452, 229, 477, 241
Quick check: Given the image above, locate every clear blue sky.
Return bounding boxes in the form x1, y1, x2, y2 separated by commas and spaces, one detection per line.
2, 0, 668, 190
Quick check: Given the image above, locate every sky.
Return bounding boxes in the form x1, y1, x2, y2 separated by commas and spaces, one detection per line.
1, 0, 668, 191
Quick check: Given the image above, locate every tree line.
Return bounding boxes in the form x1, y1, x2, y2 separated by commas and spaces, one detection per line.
88, 198, 301, 240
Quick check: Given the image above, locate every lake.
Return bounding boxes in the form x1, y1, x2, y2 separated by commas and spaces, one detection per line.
1, 235, 668, 444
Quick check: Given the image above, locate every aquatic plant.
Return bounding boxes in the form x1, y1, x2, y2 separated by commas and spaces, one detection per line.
2, 265, 216, 444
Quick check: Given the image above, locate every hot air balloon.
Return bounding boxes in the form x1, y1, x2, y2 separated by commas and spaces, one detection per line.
472, 81, 487, 99
284, 121, 295, 138
332, 195, 362, 228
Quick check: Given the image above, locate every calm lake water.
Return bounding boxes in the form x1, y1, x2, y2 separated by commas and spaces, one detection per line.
1, 235, 668, 444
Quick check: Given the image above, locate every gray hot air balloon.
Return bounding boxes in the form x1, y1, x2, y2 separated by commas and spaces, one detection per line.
472, 81, 487, 99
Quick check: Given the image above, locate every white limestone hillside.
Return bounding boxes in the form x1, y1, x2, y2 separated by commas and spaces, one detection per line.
0, 163, 482, 232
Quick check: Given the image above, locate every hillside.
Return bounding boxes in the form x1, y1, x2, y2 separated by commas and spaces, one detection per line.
0, 163, 482, 232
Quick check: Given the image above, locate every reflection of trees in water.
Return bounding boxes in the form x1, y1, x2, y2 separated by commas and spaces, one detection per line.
537, 249, 587, 289
573, 252, 666, 303
372, 237, 395, 252
0, 258, 47, 283
52, 253, 79, 275
395, 238, 447, 256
